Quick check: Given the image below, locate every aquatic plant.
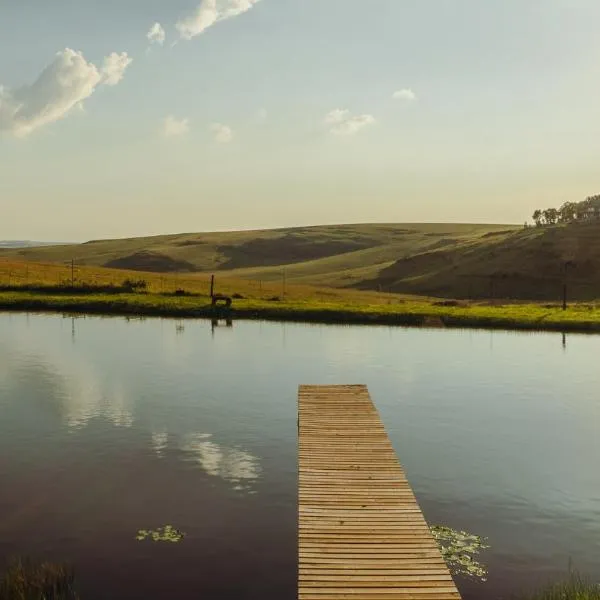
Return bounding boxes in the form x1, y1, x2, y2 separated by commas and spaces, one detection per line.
430, 525, 489, 581
0, 557, 79, 599
135, 525, 185, 543
518, 568, 600, 599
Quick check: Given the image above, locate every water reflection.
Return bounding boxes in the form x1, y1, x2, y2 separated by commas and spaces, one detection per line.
151, 431, 169, 457
2, 312, 600, 600
211, 318, 233, 336
179, 432, 261, 491
0, 317, 134, 430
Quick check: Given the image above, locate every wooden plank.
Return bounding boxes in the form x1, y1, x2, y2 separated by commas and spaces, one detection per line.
298, 384, 461, 599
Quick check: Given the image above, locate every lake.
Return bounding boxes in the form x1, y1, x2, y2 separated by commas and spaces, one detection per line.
0, 312, 599, 599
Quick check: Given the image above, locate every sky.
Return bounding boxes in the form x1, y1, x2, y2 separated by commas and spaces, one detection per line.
1, 0, 600, 242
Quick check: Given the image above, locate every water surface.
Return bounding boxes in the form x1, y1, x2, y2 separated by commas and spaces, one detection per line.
0, 313, 599, 599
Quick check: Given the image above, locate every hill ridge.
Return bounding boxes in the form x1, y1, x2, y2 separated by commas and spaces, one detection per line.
6, 221, 600, 300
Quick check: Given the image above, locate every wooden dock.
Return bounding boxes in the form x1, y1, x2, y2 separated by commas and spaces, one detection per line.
298, 384, 461, 599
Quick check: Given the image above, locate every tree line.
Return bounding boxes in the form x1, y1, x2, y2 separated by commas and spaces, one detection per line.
532, 195, 600, 226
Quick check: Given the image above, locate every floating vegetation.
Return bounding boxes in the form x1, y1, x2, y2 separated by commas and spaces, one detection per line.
430, 525, 489, 581
135, 525, 185, 543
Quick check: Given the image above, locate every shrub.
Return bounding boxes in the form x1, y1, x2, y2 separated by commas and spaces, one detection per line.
121, 279, 147, 292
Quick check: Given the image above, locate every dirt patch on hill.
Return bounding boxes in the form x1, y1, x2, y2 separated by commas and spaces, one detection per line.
217, 233, 378, 269
174, 239, 207, 247
104, 251, 197, 273
481, 229, 514, 238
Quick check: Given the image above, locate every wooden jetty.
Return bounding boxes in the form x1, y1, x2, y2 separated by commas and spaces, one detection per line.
298, 384, 461, 599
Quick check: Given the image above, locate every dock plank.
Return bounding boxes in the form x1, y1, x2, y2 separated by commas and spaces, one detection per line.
298, 384, 461, 599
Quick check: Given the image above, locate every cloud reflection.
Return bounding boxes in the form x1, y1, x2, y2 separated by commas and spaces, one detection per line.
0, 319, 134, 430
151, 432, 169, 457
179, 433, 261, 490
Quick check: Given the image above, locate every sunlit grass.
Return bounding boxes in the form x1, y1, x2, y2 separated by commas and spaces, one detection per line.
0, 258, 422, 305
2, 259, 600, 331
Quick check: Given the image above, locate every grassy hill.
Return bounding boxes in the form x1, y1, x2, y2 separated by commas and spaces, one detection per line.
357, 221, 600, 300
5, 221, 600, 300
0, 222, 513, 288
0, 241, 67, 248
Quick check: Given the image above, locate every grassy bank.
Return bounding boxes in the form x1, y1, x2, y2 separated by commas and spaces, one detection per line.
520, 570, 600, 599
2, 289, 600, 332
0, 558, 78, 600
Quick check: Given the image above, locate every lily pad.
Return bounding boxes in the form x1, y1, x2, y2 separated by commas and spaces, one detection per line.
430, 525, 489, 581
135, 525, 185, 543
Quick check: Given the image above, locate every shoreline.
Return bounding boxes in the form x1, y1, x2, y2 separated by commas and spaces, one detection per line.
1, 291, 600, 333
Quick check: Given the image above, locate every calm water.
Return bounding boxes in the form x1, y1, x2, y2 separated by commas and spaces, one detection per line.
1, 313, 599, 599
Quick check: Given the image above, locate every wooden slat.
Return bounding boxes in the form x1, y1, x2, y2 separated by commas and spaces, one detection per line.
298, 384, 461, 599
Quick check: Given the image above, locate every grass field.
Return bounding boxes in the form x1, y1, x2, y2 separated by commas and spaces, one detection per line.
0, 223, 519, 296
2, 259, 600, 332
4, 221, 600, 301
0, 257, 421, 305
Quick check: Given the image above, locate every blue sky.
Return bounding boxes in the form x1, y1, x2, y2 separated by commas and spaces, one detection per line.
1, 0, 600, 241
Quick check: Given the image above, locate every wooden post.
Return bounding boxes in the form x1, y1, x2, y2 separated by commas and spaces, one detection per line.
562, 261, 572, 310
210, 274, 215, 298
283, 269, 286, 297
71, 259, 74, 288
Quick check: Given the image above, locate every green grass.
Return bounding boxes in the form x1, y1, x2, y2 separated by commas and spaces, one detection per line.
519, 570, 600, 599
0, 558, 79, 600
2, 289, 600, 332
5, 221, 600, 301
0, 223, 517, 296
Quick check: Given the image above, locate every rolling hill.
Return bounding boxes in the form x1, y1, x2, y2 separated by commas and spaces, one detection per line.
0, 241, 68, 248
0, 222, 511, 284
3, 221, 600, 300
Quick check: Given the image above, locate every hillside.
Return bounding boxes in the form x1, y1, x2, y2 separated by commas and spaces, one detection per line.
10, 221, 600, 300
0, 241, 67, 248
0, 223, 513, 289
356, 220, 600, 300
4, 221, 600, 300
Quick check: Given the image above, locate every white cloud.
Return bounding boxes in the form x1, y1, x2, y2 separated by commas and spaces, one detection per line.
147, 22, 166, 46
101, 52, 133, 86
176, 0, 262, 40
323, 108, 376, 136
163, 115, 190, 137
324, 108, 351, 125
0, 48, 131, 138
256, 107, 268, 123
392, 88, 417, 102
210, 122, 233, 143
